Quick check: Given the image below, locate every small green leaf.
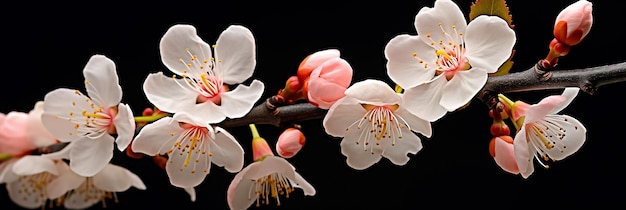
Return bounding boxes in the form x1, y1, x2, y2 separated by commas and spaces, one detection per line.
469, 0, 514, 29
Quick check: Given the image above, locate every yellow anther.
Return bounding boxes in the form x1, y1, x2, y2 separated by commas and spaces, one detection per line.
436, 50, 453, 60
412, 52, 417, 57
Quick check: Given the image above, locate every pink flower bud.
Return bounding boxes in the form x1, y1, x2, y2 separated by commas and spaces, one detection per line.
553, 0, 593, 46
489, 136, 519, 175
276, 128, 306, 158
297, 49, 341, 84
0, 111, 35, 157
306, 56, 353, 109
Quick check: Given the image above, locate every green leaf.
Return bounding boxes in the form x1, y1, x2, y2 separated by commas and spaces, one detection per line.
469, 0, 514, 29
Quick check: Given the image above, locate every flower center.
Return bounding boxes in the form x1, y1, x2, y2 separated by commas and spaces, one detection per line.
63, 90, 115, 138
167, 124, 212, 174
14, 172, 54, 206
345, 104, 409, 154
526, 115, 578, 168
248, 172, 294, 207
172, 47, 226, 105
64, 177, 119, 208
414, 23, 469, 80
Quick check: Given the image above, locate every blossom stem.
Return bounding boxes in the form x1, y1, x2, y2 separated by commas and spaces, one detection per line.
497, 94, 515, 108
249, 124, 261, 139
0, 153, 11, 162
134, 113, 169, 123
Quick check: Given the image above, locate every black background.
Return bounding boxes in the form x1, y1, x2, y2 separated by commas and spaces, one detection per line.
1, 0, 624, 209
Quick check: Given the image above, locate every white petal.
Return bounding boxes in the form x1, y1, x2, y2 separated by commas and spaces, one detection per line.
82, 54, 122, 107
143, 72, 200, 114
340, 127, 383, 170
219, 79, 265, 119
543, 115, 587, 160
0, 160, 19, 183
227, 165, 256, 210
27, 101, 58, 147
12, 155, 58, 176
514, 126, 535, 179
69, 136, 114, 177
550, 87, 580, 114
384, 34, 438, 89
209, 127, 245, 173
46, 166, 85, 199
180, 101, 227, 125
165, 135, 212, 188
132, 117, 181, 155
380, 128, 423, 166
215, 25, 257, 84
291, 171, 316, 196
114, 103, 135, 151
41, 141, 72, 160
184, 187, 196, 202
415, 0, 467, 46
243, 156, 296, 180
464, 16, 516, 73
63, 189, 100, 209
395, 106, 432, 137
440, 68, 487, 111
159, 24, 213, 76
344, 79, 400, 105
7, 180, 46, 208
92, 164, 132, 192
524, 95, 566, 123
322, 97, 367, 137
42, 88, 92, 142
402, 77, 448, 122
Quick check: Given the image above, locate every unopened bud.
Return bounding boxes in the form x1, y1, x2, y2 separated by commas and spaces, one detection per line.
276, 128, 306, 158
553, 0, 593, 46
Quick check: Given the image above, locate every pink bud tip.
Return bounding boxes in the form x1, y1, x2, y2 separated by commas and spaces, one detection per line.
276, 128, 306, 158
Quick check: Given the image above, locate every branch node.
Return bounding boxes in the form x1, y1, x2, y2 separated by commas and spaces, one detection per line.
581, 81, 597, 95
534, 61, 553, 81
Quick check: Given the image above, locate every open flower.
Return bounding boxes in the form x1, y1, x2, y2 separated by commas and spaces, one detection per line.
385, 0, 516, 121
40, 54, 135, 177
131, 112, 244, 188
227, 134, 315, 210
512, 87, 586, 179
0, 155, 64, 209
46, 162, 146, 209
323, 79, 432, 170
144, 24, 264, 125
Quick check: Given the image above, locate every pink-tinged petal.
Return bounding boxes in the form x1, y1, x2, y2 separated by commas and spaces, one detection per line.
322, 97, 367, 137
524, 95, 566, 123
550, 87, 580, 114
511, 101, 530, 121
385, 34, 438, 89
380, 128, 423, 166
219, 79, 265, 119
415, 0, 467, 46
395, 107, 432, 137
402, 77, 448, 122
276, 128, 306, 158
46, 164, 85, 199
440, 68, 488, 111
92, 164, 133, 192
514, 126, 535, 179
159, 24, 213, 76
298, 49, 340, 82
114, 103, 135, 151
493, 137, 519, 174
464, 16, 516, 73
0, 159, 19, 183
184, 187, 196, 202
27, 101, 58, 147
0, 111, 34, 156
42, 88, 95, 142
69, 136, 114, 177
543, 115, 586, 160
165, 137, 212, 188
209, 127, 245, 173
215, 25, 256, 84
12, 155, 58, 176
314, 57, 353, 86
307, 78, 348, 109
345, 79, 400, 106
340, 127, 383, 170
132, 117, 181, 156
82, 54, 122, 107
143, 72, 200, 114
227, 164, 256, 210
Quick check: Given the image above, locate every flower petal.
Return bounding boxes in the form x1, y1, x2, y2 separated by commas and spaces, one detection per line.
524, 95, 566, 123
92, 164, 132, 192
27, 101, 58, 147
209, 127, 244, 173
0, 160, 19, 183
184, 187, 196, 202
227, 164, 256, 210
46, 162, 84, 199
215, 25, 256, 84
514, 126, 535, 179
42, 88, 94, 142
159, 24, 213, 77
165, 136, 212, 188
415, 0, 467, 46
380, 128, 423, 166
69, 136, 114, 177
395, 106, 432, 137
12, 155, 58, 176
493, 137, 519, 174
344, 79, 400, 105
440, 68, 488, 111
82, 54, 123, 107
219, 79, 265, 119
114, 103, 135, 151
543, 115, 586, 160
322, 97, 367, 137
385, 34, 438, 89
550, 87, 580, 114
0, 111, 33, 156
464, 16, 516, 73
402, 77, 448, 122
143, 72, 200, 114
132, 117, 181, 156
291, 171, 316, 196
340, 127, 383, 170
307, 78, 348, 109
